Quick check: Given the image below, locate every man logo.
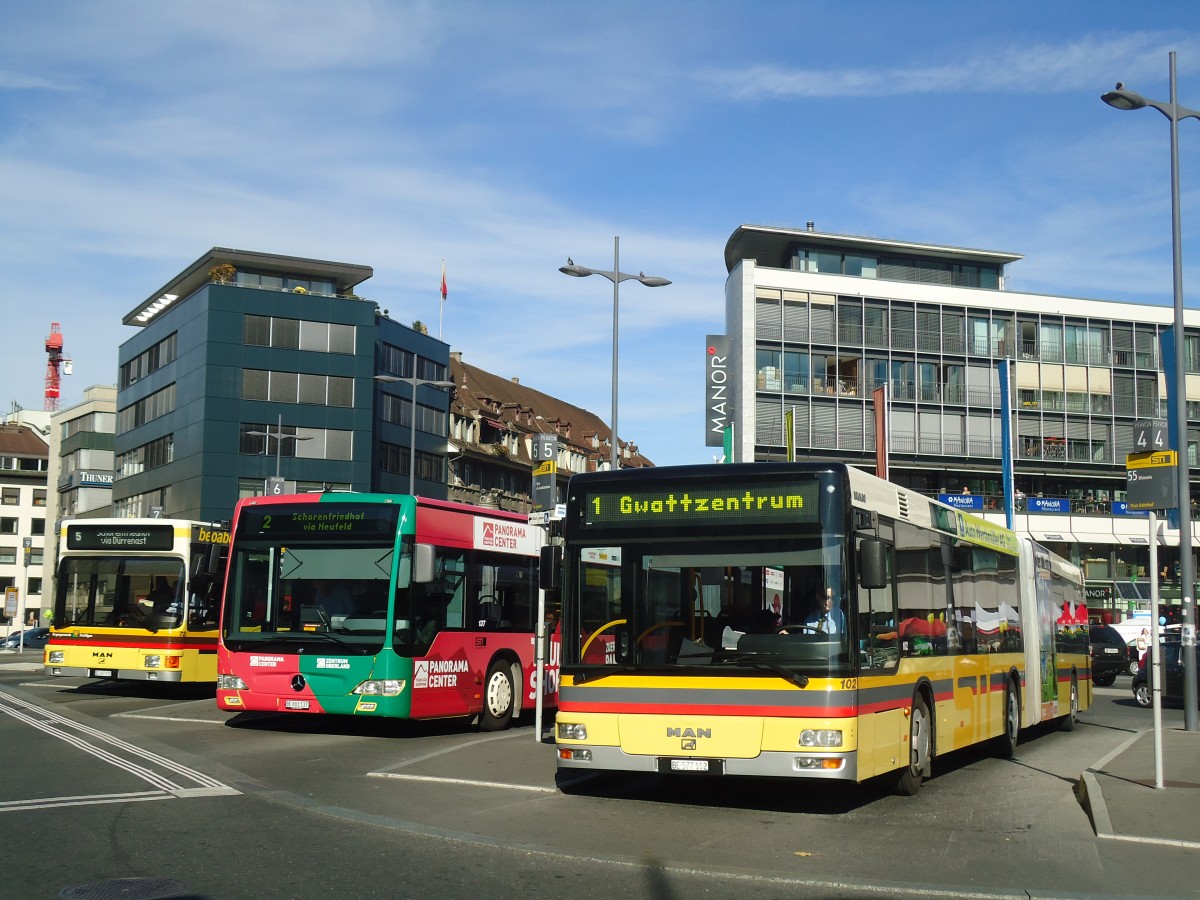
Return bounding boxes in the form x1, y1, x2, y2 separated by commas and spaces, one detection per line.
681, 739, 697, 750
666, 727, 711, 739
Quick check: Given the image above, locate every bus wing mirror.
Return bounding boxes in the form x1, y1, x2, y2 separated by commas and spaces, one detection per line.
859, 538, 887, 590
413, 543, 436, 584
540, 545, 562, 592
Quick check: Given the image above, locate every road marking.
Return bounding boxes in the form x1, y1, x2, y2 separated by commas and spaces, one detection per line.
368, 771, 557, 793
0, 791, 169, 813
113, 713, 226, 725
0, 687, 239, 811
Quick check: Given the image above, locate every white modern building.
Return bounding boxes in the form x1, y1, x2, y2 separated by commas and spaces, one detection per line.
721, 223, 1199, 619
0, 419, 50, 632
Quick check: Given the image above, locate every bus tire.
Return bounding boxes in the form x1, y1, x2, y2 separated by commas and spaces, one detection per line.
481, 659, 516, 731
1058, 676, 1079, 732
993, 680, 1020, 758
894, 694, 931, 796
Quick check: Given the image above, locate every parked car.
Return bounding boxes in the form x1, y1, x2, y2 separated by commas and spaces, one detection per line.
1132, 639, 1200, 709
1128, 624, 1183, 676
1, 627, 50, 651
1089, 624, 1130, 686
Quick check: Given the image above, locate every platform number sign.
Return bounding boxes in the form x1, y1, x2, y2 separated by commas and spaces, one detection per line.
1133, 419, 1169, 453
531, 434, 558, 512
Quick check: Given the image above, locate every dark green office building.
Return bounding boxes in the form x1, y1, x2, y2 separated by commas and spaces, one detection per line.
114, 248, 450, 522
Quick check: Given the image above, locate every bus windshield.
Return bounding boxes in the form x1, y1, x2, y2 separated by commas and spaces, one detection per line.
566, 536, 852, 678
56, 556, 188, 630
222, 539, 401, 654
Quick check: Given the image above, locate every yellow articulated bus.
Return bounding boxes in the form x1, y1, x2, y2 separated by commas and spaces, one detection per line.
45, 518, 229, 683
552, 462, 1090, 794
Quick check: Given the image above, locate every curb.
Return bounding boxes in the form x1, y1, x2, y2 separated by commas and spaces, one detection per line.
1076, 770, 1112, 838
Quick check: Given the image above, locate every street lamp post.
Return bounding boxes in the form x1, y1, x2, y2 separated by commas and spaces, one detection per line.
246, 414, 312, 479
374, 375, 455, 495
560, 236, 670, 470
1103, 51, 1200, 731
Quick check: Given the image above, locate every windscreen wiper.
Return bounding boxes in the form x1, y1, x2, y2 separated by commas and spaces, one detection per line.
721, 656, 810, 688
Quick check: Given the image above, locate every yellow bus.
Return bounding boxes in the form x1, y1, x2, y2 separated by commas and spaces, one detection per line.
45, 518, 229, 683
552, 463, 1090, 794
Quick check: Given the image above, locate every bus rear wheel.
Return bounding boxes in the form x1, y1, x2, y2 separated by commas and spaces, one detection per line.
894, 695, 931, 796
481, 659, 516, 731
993, 681, 1020, 758
1058, 676, 1078, 732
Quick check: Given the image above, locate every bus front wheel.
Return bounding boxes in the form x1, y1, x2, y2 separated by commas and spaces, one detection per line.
894, 695, 931, 796
481, 659, 516, 731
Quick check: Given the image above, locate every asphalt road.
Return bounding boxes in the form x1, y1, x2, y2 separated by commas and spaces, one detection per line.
0, 658, 1193, 900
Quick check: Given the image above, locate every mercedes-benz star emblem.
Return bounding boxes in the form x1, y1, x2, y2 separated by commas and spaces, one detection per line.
291, 674, 306, 691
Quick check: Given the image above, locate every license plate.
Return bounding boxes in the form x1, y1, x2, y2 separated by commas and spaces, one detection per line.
659, 757, 724, 775
93, 669, 113, 677
1103, 648, 1119, 654
284, 699, 310, 710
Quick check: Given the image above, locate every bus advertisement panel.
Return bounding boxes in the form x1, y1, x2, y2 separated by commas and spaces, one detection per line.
553, 463, 1089, 794
216, 493, 556, 730
45, 518, 230, 682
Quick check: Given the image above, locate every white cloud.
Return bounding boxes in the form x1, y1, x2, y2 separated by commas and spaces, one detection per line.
702, 32, 1200, 100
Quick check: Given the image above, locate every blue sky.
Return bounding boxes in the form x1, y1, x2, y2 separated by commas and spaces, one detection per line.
3, 2, 1200, 467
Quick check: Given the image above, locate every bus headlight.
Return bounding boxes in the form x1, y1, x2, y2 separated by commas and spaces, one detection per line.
557, 722, 587, 740
799, 729, 844, 747
795, 757, 845, 771
217, 674, 247, 690
48, 650, 64, 664
352, 679, 405, 696
144, 655, 162, 668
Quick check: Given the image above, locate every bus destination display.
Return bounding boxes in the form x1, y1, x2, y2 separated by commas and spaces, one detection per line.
582, 481, 821, 529
239, 504, 400, 540
66, 524, 176, 552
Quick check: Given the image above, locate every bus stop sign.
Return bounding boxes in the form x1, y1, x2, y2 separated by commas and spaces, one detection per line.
1126, 450, 1177, 510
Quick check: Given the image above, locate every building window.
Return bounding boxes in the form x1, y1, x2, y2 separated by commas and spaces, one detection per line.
244, 314, 355, 354
241, 370, 353, 407
239, 424, 353, 461
378, 343, 447, 382
0, 547, 15, 565
112, 487, 170, 519
0, 518, 15, 535
120, 332, 178, 388
377, 441, 444, 484
33, 490, 46, 507
117, 435, 174, 479
2, 488, 18, 506
31, 519, 44, 536
117, 384, 176, 431
27, 578, 42, 596
380, 393, 448, 438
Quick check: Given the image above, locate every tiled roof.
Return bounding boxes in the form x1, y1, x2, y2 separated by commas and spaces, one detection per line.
0, 424, 49, 457
448, 354, 653, 472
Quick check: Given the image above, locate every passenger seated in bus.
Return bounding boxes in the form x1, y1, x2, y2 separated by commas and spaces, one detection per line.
313, 580, 354, 617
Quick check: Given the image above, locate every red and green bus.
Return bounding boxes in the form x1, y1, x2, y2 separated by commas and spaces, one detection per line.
552, 462, 1090, 793
216, 493, 556, 730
